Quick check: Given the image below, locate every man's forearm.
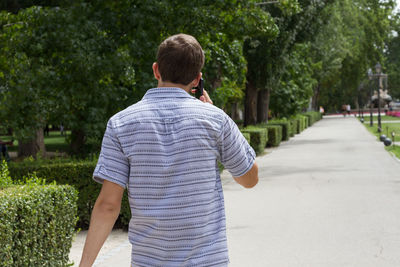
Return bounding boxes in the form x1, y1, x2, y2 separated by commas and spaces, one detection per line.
79, 202, 120, 267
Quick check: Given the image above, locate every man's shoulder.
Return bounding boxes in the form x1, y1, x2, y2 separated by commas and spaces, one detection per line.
108, 97, 230, 129
108, 100, 148, 127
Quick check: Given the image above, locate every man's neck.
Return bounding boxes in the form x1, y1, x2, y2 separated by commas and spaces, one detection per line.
157, 81, 191, 93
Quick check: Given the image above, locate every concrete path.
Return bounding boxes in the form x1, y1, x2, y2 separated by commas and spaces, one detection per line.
69, 116, 400, 266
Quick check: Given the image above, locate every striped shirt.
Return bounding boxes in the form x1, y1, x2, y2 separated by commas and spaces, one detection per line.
93, 87, 256, 267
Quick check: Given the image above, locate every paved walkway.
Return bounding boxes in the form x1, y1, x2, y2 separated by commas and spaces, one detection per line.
69, 116, 400, 266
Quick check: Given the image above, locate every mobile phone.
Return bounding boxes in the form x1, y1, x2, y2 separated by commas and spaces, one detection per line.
195, 78, 204, 99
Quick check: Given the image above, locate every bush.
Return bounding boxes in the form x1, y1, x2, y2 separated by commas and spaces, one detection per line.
0, 185, 78, 266
294, 115, 307, 133
304, 111, 322, 126
242, 132, 251, 144
303, 116, 309, 129
241, 126, 268, 155
268, 120, 290, 141
258, 124, 282, 147
8, 160, 131, 229
0, 160, 12, 188
289, 118, 299, 136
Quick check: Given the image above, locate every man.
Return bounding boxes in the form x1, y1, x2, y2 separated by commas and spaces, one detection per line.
80, 33, 258, 267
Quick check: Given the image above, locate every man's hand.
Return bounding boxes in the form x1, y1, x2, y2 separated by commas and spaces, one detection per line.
199, 89, 213, 105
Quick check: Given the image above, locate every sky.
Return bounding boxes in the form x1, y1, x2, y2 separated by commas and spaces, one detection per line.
396, 0, 400, 12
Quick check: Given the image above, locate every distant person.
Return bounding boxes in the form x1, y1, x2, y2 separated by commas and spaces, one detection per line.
346, 104, 351, 115
80, 33, 258, 267
319, 106, 325, 114
342, 104, 347, 117
44, 124, 50, 136
0, 139, 13, 162
60, 123, 64, 136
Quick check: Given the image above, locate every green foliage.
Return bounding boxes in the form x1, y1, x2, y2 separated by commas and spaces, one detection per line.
0, 4, 135, 151
270, 43, 317, 117
289, 117, 299, 136
0, 160, 12, 188
316, 0, 395, 112
258, 124, 283, 147
8, 160, 131, 228
386, 19, 400, 101
241, 126, 268, 155
242, 132, 251, 144
0, 184, 78, 266
303, 111, 322, 126
268, 119, 291, 141
292, 115, 307, 133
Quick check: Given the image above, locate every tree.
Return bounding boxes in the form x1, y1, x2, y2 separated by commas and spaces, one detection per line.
244, 0, 332, 125
270, 43, 317, 117
316, 0, 396, 112
1, 0, 276, 156
386, 13, 400, 101
0, 5, 135, 156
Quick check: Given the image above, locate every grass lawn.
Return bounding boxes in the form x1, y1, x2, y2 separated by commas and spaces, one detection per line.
363, 121, 400, 159
361, 115, 400, 121
0, 131, 70, 153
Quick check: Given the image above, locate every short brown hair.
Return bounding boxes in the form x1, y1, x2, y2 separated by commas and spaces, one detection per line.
157, 34, 204, 85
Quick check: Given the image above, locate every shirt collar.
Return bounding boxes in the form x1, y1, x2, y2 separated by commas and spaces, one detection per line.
143, 87, 194, 99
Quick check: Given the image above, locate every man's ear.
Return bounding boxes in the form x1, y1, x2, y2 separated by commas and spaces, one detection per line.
191, 72, 202, 87
152, 62, 161, 81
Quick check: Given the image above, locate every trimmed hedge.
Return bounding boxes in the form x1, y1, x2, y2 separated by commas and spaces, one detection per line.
304, 111, 322, 126
242, 132, 251, 144
294, 115, 307, 133
289, 118, 299, 136
241, 126, 268, 155
258, 124, 283, 147
303, 116, 309, 129
268, 120, 290, 141
0, 185, 78, 266
8, 161, 131, 229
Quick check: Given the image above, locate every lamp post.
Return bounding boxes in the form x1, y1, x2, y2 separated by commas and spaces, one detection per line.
368, 68, 373, 127
357, 83, 364, 121
368, 64, 387, 131
375, 63, 382, 132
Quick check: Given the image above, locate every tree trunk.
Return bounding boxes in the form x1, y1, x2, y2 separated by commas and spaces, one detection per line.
231, 102, 240, 121
257, 89, 270, 124
18, 128, 46, 158
71, 128, 86, 155
244, 81, 258, 126
312, 83, 320, 110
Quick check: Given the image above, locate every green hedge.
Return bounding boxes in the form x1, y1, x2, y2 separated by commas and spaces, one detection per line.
241, 126, 268, 155
242, 132, 251, 144
304, 111, 322, 126
268, 120, 290, 141
0, 185, 78, 266
303, 116, 309, 129
289, 118, 299, 136
258, 124, 282, 147
9, 161, 131, 229
294, 115, 307, 133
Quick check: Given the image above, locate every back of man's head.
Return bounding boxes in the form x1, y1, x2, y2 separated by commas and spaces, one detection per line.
157, 34, 204, 85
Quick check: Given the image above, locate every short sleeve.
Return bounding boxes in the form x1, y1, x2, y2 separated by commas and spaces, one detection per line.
218, 114, 256, 177
93, 119, 130, 188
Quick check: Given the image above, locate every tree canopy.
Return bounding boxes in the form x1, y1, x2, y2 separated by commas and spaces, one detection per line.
0, 0, 398, 157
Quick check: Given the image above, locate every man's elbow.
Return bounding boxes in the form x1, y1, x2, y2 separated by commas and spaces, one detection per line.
243, 175, 258, 188
95, 198, 121, 216
234, 162, 259, 188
